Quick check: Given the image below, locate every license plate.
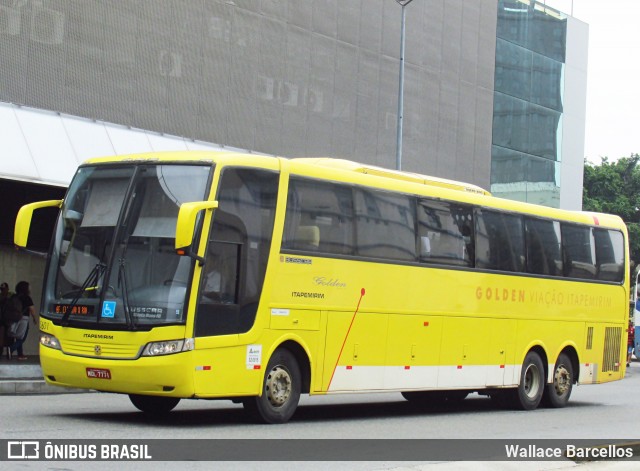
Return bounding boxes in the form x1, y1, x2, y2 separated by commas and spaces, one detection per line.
86, 368, 111, 380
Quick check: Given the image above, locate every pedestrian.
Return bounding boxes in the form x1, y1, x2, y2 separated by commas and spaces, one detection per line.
0, 282, 11, 302
1, 282, 12, 357
10, 281, 37, 361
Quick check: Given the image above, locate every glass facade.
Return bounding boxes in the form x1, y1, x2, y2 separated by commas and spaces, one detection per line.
491, 0, 567, 207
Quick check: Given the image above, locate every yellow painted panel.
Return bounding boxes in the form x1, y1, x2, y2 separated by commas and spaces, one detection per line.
322, 311, 388, 390
270, 309, 320, 331
386, 315, 443, 366
440, 317, 489, 366
192, 345, 262, 397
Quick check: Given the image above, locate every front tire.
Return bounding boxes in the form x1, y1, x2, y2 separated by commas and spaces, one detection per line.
129, 394, 180, 415
243, 349, 301, 424
543, 353, 573, 408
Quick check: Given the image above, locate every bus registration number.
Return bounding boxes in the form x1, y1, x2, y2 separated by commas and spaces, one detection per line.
86, 368, 111, 380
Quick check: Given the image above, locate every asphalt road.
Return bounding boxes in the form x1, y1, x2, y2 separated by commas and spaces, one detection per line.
2, 362, 640, 470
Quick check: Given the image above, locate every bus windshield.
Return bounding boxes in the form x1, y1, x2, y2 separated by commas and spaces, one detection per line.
43, 163, 213, 329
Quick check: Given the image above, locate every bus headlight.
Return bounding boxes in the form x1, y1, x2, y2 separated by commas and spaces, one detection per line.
40, 333, 61, 350
142, 338, 194, 357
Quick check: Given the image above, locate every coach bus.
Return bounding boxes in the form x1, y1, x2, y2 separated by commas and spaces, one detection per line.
15, 151, 629, 423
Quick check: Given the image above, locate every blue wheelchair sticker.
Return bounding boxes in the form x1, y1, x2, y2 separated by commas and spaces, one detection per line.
102, 301, 116, 318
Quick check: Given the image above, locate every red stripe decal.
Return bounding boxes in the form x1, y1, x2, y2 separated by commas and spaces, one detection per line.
328, 288, 366, 389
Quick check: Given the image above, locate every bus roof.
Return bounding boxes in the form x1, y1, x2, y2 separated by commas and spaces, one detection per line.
292, 158, 491, 196
79, 151, 626, 232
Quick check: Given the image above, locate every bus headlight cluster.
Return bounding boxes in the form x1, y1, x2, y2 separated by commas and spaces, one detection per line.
40, 333, 61, 350
142, 338, 194, 357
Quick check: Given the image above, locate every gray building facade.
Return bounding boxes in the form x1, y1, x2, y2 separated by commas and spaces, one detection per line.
0, 0, 497, 187
491, 0, 587, 209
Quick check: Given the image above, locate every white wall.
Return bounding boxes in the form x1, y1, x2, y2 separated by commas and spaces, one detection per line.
0, 101, 252, 187
560, 16, 589, 210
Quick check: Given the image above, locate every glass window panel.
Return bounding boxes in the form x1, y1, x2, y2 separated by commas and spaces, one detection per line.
494, 39, 532, 102
561, 224, 596, 279
525, 218, 562, 276
492, 93, 530, 155
475, 210, 525, 272
418, 200, 474, 267
283, 178, 354, 256
594, 229, 625, 282
354, 189, 416, 262
196, 167, 279, 336
531, 54, 563, 111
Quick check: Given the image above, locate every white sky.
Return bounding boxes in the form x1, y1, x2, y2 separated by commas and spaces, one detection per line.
545, 0, 640, 163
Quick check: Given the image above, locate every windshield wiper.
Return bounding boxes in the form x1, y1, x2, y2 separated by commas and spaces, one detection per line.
117, 258, 137, 330
61, 261, 106, 326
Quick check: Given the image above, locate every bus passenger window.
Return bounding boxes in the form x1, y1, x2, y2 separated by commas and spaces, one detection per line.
283, 178, 354, 256
294, 226, 320, 251
525, 218, 562, 276
355, 189, 416, 261
561, 224, 596, 279
475, 210, 525, 273
418, 200, 473, 267
594, 229, 624, 282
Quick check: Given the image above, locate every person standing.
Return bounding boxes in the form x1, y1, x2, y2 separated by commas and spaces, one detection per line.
0, 282, 10, 302
10, 281, 37, 360
1, 282, 12, 357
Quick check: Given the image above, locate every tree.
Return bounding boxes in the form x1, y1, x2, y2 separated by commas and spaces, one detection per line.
583, 154, 640, 263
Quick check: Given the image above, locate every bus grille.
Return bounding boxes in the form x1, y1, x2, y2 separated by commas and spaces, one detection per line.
62, 340, 141, 359
586, 326, 594, 350
602, 327, 622, 372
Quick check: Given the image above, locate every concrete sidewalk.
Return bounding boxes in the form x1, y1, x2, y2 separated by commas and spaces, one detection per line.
0, 355, 86, 394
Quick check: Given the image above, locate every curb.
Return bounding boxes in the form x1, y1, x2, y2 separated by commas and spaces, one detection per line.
0, 379, 88, 395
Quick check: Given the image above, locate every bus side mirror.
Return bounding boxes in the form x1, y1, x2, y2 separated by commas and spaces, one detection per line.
14, 200, 63, 250
175, 200, 219, 255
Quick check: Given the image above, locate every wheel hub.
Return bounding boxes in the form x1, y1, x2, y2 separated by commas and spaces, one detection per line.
523, 364, 541, 399
553, 365, 570, 395
265, 366, 292, 407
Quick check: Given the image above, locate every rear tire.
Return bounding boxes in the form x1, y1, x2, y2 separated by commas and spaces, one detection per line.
542, 353, 573, 408
243, 349, 301, 424
508, 351, 545, 410
129, 394, 180, 415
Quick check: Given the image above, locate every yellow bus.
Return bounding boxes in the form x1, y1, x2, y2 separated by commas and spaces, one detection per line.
15, 151, 629, 423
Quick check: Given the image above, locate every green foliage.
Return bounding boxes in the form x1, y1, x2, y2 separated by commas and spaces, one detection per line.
583, 154, 640, 262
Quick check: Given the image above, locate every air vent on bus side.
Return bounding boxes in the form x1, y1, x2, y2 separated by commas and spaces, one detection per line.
602, 326, 622, 372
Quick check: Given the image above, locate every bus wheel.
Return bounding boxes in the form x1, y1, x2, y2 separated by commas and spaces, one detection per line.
129, 394, 180, 415
243, 349, 301, 424
512, 351, 545, 410
543, 353, 573, 408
